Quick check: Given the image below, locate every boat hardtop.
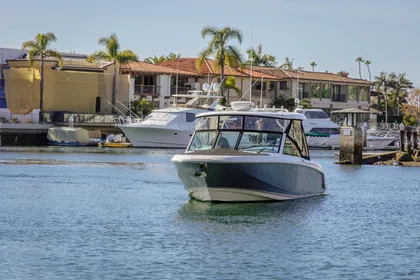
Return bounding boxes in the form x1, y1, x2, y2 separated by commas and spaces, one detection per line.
196, 110, 306, 120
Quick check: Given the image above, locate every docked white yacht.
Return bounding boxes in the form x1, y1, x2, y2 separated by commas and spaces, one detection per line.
171, 101, 326, 202
294, 108, 395, 150
117, 83, 223, 148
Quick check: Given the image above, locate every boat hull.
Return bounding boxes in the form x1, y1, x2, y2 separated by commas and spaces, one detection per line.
117, 125, 193, 148
172, 154, 325, 202
49, 141, 88, 147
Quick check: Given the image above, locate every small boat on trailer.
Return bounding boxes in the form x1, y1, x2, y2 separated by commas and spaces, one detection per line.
171, 101, 326, 202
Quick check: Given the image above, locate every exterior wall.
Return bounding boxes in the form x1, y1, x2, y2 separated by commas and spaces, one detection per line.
157, 74, 171, 108
3, 63, 130, 115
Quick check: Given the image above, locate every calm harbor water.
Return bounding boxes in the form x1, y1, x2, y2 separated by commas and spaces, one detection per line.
0, 147, 419, 279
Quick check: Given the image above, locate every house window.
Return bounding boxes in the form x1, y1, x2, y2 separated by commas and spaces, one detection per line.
311, 84, 320, 98
255, 81, 267, 90
0, 71, 6, 109
332, 85, 343, 102
348, 86, 357, 101
321, 84, 331, 99
359, 87, 369, 101
269, 81, 276, 91
143, 76, 155, 85
299, 83, 308, 98
279, 81, 287, 90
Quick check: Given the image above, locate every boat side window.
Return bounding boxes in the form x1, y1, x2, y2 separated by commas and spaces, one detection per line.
238, 132, 282, 153
310, 127, 340, 135
195, 116, 218, 130
213, 131, 240, 150
286, 120, 309, 159
186, 113, 196, 123
219, 116, 243, 130
188, 131, 218, 151
283, 137, 301, 157
305, 111, 329, 119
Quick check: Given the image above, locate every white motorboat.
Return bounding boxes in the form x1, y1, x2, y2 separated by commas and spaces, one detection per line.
294, 108, 395, 150
117, 83, 223, 148
171, 101, 326, 202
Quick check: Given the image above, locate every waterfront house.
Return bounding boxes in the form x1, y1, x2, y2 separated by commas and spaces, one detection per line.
249, 66, 374, 114
158, 58, 281, 106
119, 61, 200, 109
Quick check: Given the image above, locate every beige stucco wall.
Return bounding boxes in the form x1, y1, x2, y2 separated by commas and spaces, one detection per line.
4, 62, 130, 114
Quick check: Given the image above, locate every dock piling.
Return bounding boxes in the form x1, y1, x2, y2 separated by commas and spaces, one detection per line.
407, 129, 413, 154
399, 129, 405, 151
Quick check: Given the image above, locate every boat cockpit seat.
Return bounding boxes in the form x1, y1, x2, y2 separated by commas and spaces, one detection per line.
216, 136, 230, 149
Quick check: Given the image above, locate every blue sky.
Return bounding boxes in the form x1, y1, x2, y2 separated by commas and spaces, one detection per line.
2, 0, 419, 85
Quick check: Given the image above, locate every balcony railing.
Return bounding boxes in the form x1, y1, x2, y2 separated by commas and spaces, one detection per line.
134, 85, 161, 95
170, 87, 193, 95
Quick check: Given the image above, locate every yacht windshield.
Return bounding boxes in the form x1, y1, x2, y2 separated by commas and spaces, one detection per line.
143, 112, 178, 124
188, 115, 288, 153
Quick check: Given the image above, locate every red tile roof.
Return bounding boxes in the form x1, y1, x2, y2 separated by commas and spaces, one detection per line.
250, 66, 373, 85
238, 68, 281, 80
120, 61, 200, 76
158, 58, 247, 77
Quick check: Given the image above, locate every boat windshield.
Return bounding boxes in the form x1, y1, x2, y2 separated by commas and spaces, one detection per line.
303, 111, 329, 119
188, 115, 289, 153
142, 112, 179, 124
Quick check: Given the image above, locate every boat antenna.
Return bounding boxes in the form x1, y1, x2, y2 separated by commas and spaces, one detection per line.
175, 58, 179, 95
260, 75, 263, 108
250, 23, 254, 102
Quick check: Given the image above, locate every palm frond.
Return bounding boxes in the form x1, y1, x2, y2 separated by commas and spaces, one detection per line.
27, 49, 40, 65
201, 26, 218, 38
197, 48, 213, 70
21, 40, 38, 51
224, 45, 243, 68
221, 27, 243, 44
44, 32, 57, 43
117, 49, 138, 63
44, 50, 63, 66
88, 51, 111, 62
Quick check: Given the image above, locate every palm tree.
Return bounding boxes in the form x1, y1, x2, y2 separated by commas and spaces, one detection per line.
280, 57, 294, 70
166, 53, 181, 61
355, 57, 364, 79
224, 76, 241, 97
337, 71, 349, 77
88, 33, 138, 107
389, 72, 413, 115
273, 94, 295, 111
144, 55, 166, 64
21, 32, 63, 122
310, 62, 317, 72
374, 71, 394, 123
365, 60, 372, 81
198, 26, 243, 104
246, 44, 276, 67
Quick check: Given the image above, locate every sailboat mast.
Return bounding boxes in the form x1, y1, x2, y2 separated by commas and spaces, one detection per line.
260, 76, 263, 107
176, 58, 179, 95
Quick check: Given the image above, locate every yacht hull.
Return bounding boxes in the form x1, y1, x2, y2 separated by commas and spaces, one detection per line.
306, 135, 395, 150
117, 125, 193, 148
172, 154, 326, 202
